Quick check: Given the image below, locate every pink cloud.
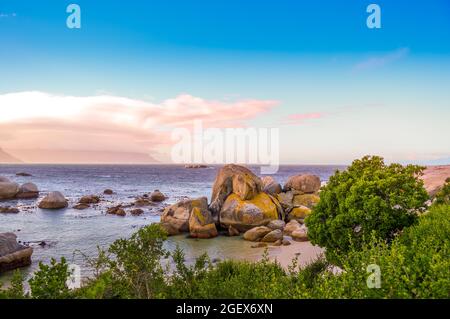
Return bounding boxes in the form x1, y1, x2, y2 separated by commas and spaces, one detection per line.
0, 92, 279, 161
284, 112, 325, 125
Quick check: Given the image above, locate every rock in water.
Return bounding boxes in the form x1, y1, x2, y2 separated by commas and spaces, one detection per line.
283, 174, 321, 193
243, 226, 272, 242
219, 193, 282, 232
0, 232, 33, 272
79, 195, 100, 204
210, 164, 263, 217
150, 190, 166, 202
161, 197, 209, 234
15, 182, 39, 199
135, 197, 153, 206
0, 177, 11, 183
103, 189, 114, 195
16, 172, 32, 177
0, 206, 20, 214
261, 229, 283, 242
130, 208, 144, 216
73, 203, 90, 210
188, 206, 218, 239
261, 176, 282, 195
38, 191, 68, 209
107, 206, 126, 216
0, 181, 20, 199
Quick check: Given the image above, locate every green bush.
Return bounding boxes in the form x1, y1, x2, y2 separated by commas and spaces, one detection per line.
76, 223, 169, 299
2, 204, 448, 299
433, 178, 450, 206
306, 155, 429, 262
0, 270, 25, 299
309, 204, 450, 298
28, 257, 71, 299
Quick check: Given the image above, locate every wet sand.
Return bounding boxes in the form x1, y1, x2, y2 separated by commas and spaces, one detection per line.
261, 239, 324, 269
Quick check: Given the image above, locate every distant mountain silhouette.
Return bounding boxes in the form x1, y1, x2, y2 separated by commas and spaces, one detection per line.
0, 148, 22, 163
5, 149, 159, 164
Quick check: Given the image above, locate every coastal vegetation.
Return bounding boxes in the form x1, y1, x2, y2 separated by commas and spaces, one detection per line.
0, 203, 448, 299
0, 156, 449, 299
306, 155, 429, 263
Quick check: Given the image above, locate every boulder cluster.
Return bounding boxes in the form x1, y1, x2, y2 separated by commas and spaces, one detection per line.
0, 232, 33, 273
160, 164, 321, 244
106, 190, 167, 217
0, 176, 39, 201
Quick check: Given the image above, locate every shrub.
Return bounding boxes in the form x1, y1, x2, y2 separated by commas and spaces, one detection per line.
433, 178, 450, 206
306, 155, 428, 262
309, 204, 450, 298
0, 270, 26, 299
78, 223, 169, 299
28, 257, 71, 299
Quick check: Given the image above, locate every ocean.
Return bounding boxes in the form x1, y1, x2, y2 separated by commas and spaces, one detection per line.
0, 164, 344, 280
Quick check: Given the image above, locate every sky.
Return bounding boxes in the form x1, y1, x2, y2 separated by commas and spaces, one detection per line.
0, 0, 449, 164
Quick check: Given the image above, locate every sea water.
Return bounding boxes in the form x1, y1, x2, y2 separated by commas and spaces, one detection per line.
0, 164, 343, 279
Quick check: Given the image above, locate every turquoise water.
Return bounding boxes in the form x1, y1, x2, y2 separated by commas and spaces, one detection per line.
0, 164, 342, 280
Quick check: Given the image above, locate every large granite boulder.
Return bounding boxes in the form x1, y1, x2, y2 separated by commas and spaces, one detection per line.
219, 193, 283, 232
267, 219, 286, 231
243, 226, 272, 241
283, 220, 302, 236
161, 197, 209, 234
188, 206, 218, 239
283, 174, 321, 193
287, 206, 311, 223
292, 194, 320, 209
261, 176, 282, 195
0, 181, 20, 199
0, 233, 33, 272
276, 191, 319, 220
16, 182, 39, 199
291, 226, 309, 242
38, 191, 68, 209
261, 229, 283, 243
210, 164, 263, 217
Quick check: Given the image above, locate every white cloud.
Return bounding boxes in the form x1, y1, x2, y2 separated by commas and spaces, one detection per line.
0, 91, 278, 155
353, 47, 410, 72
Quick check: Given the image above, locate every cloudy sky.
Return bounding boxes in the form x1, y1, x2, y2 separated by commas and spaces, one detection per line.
0, 0, 449, 164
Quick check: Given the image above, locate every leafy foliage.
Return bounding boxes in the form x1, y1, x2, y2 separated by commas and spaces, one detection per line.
1, 184, 448, 300
306, 155, 429, 261
28, 257, 71, 299
0, 270, 25, 299
433, 178, 450, 206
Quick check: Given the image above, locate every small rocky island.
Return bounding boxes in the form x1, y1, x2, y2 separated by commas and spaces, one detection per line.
160, 164, 320, 245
